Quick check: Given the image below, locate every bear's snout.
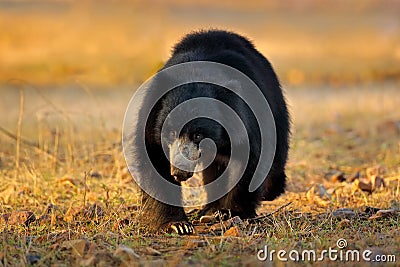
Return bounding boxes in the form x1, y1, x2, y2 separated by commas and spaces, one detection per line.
171, 167, 194, 182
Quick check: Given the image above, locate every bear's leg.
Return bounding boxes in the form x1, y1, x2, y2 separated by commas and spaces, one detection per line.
218, 183, 259, 219
141, 191, 194, 234
200, 159, 261, 219
139, 146, 194, 235
261, 168, 286, 201
198, 185, 259, 219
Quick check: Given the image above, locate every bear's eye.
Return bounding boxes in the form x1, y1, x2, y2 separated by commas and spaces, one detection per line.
193, 133, 203, 143
169, 130, 177, 140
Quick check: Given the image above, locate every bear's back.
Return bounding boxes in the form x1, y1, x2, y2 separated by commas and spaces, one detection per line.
172, 29, 255, 56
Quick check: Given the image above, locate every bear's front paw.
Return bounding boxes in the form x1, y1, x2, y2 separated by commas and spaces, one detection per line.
165, 221, 195, 235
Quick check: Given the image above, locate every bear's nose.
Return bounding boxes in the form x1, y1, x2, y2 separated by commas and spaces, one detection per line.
179, 142, 200, 161
171, 168, 193, 182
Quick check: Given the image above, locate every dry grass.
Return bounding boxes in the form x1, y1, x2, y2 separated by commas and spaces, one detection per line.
1, 1, 400, 266
0, 82, 399, 266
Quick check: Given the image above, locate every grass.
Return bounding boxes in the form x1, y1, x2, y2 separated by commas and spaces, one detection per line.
0, 82, 399, 266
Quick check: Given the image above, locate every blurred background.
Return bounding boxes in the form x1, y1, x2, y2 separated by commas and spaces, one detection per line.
0, 0, 399, 190
1, 0, 399, 86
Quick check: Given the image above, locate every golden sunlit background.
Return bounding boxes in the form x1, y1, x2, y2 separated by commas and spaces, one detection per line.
1, 0, 399, 86
0, 1, 399, 266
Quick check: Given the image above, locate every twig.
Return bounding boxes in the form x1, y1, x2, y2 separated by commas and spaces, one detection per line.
53, 126, 60, 172
6, 79, 71, 121
247, 201, 293, 222
0, 126, 38, 148
6, 78, 73, 165
83, 170, 90, 207
15, 89, 24, 170
0, 125, 63, 165
84, 171, 87, 207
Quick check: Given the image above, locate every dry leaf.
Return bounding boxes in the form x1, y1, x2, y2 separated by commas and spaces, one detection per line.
353, 179, 372, 193
326, 188, 336, 195
224, 226, 240, 237
145, 247, 161, 256
61, 239, 90, 257
64, 205, 83, 222
307, 184, 331, 199
331, 172, 346, 183
210, 216, 242, 231
4, 211, 36, 226
114, 245, 140, 263
199, 215, 216, 224
306, 184, 331, 206
64, 204, 104, 222
58, 176, 78, 187
352, 173, 386, 193
368, 209, 397, 220
371, 175, 386, 190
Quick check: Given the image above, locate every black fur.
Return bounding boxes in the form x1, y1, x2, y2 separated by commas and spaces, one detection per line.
132, 30, 290, 233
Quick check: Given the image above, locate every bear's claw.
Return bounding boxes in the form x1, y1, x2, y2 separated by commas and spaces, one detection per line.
167, 221, 195, 235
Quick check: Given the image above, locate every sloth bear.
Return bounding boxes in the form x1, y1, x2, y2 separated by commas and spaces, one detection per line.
127, 30, 290, 235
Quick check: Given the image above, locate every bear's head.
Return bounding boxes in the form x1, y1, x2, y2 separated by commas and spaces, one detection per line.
164, 117, 229, 182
